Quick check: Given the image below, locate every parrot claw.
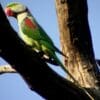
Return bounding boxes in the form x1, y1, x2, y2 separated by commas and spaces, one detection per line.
43, 55, 49, 59
34, 49, 39, 53
42, 55, 59, 66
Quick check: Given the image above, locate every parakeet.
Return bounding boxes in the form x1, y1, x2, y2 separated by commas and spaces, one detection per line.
5, 2, 76, 82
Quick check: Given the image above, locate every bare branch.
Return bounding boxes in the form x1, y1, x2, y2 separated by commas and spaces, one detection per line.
0, 65, 16, 74
96, 59, 100, 66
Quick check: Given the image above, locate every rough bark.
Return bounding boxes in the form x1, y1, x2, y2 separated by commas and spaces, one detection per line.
55, 0, 100, 99
0, 4, 92, 100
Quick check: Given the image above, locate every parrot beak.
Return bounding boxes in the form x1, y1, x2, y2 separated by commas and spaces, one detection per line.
5, 7, 13, 16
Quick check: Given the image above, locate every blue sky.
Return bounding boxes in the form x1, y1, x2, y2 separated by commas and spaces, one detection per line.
0, 0, 100, 100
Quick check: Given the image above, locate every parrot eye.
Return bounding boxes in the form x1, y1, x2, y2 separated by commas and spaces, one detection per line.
5, 7, 14, 16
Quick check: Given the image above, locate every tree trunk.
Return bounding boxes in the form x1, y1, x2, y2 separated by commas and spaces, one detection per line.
55, 0, 100, 99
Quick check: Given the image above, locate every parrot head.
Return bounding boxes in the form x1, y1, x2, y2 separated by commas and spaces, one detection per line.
5, 2, 27, 18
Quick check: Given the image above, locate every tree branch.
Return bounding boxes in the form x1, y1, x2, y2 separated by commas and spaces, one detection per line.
0, 4, 92, 99
96, 59, 100, 66
0, 65, 16, 74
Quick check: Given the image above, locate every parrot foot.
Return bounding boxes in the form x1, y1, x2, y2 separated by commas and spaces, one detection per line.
42, 55, 59, 66
37, 51, 59, 66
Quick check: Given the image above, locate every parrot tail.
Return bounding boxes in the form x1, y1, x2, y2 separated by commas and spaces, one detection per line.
52, 54, 93, 99
52, 54, 79, 85
54, 46, 67, 58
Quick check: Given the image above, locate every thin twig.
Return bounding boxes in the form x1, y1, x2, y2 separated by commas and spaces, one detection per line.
0, 65, 16, 74
96, 59, 100, 66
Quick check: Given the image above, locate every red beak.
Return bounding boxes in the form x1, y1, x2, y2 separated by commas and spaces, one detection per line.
5, 7, 13, 16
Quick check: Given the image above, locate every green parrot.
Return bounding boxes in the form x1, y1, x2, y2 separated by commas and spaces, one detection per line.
5, 2, 77, 82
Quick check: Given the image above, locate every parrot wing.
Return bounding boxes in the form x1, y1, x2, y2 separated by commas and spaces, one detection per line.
21, 16, 54, 45
21, 16, 57, 51
21, 16, 66, 57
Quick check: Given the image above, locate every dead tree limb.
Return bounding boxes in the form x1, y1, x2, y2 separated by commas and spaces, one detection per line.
55, 0, 100, 99
0, 65, 16, 74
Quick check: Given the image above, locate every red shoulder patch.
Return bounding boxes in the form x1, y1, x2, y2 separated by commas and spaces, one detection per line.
24, 18, 37, 29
